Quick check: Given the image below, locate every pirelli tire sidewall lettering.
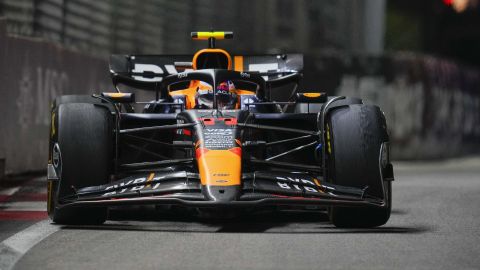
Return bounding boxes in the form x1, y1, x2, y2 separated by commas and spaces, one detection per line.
325, 121, 334, 183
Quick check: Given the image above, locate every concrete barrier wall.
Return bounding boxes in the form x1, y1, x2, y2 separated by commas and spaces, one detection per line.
336, 53, 480, 159
0, 20, 110, 174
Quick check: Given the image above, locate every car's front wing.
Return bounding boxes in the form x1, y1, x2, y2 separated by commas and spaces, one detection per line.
56, 170, 387, 210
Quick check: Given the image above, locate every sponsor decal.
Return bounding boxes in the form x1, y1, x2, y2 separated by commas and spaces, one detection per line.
177, 72, 188, 79
203, 128, 235, 149
102, 176, 164, 196
240, 72, 250, 78
276, 182, 319, 193
177, 119, 185, 135
132, 63, 164, 82
173, 97, 184, 104
275, 176, 316, 186
213, 173, 230, 177
240, 95, 257, 109
274, 176, 319, 193
253, 173, 324, 194
216, 180, 228, 183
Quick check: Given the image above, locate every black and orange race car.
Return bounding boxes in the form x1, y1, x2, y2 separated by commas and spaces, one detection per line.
47, 31, 394, 228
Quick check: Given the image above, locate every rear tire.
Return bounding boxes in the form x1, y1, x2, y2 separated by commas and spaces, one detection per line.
327, 104, 391, 228
49, 103, 112, 225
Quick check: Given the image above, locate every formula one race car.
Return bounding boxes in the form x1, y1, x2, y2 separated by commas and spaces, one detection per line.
47, 31, 394, 228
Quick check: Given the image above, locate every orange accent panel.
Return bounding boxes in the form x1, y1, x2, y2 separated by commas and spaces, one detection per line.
197, 149, 241, 186
170, 86, 197, 109
235, 89, 255, 95
313, 178, 324, 193
104, 93, 128, 98
234, 139, 242, 146
190, 80, 212, 90
303, 93, 321, 98
223, 118, 237, 125
195, 148, 210, 158
200, 118, 216, 126
146, 173, 154, 187
228, 147, 242, 156
192, 49, 232, 70
234, 56, 244, 72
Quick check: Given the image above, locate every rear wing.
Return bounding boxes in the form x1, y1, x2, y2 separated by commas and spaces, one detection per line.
109, 54, 303, 90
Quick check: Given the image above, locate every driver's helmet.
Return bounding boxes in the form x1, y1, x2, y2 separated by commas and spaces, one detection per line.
195, 81, 237, 109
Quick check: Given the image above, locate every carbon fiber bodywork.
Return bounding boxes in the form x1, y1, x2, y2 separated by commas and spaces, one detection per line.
48, 39, 393, 219
58, 170, 387, 209
54, 106, 391, 211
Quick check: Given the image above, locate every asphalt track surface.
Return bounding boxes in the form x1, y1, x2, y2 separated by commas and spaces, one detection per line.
2, 157, 480, 270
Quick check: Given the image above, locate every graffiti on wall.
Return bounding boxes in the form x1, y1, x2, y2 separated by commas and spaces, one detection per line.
337, 54, 480, 159
17, 64, 70, 129
0, 24, 110, 173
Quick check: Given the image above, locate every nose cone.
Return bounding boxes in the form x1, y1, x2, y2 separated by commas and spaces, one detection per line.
204, 185, 241, 202
196, 148, 242, 202
196, 148, 241, 186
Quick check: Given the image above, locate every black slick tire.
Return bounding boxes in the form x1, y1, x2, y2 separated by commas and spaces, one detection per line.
49, 103, 112, 225
327, 104, 391, 228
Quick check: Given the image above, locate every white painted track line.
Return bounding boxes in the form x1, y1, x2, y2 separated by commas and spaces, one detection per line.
0, 202, 47, 212
31, 177, 46, 183
0, 187, 20, 196
0, 220, 59, 270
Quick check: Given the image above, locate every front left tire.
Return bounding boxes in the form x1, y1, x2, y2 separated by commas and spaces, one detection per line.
48, 102, 113, 225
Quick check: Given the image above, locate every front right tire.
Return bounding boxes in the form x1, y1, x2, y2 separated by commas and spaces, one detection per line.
327, 104, 391, 228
